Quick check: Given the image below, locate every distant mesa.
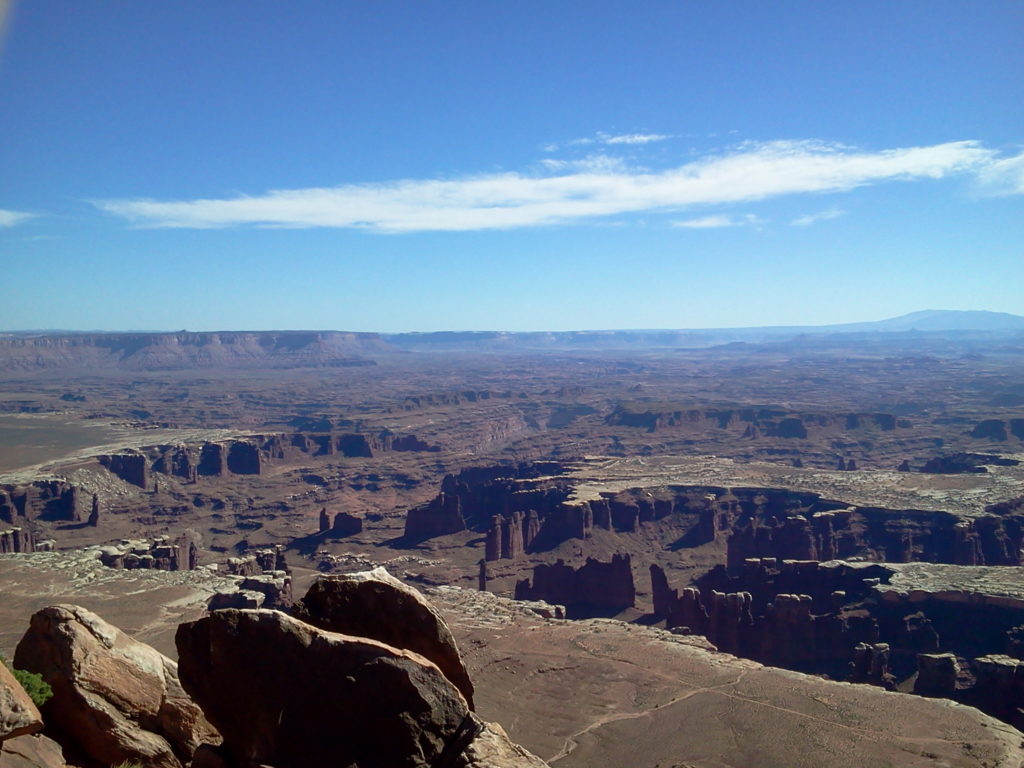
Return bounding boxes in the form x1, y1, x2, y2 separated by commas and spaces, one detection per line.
0, 330, 385, 371
2, 310, 1023, 370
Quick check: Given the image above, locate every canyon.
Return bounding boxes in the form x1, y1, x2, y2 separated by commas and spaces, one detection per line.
2, 321, 1024, 766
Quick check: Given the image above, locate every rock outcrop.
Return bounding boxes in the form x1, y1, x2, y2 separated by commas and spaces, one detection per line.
0, 483, 80, 524
404, 463, 570, 543
330, 510, 362, 537
225, 442, 261, 475
920, 453, 1020, 474
214, 546, 292, 610
98, 451, 149, 489
0, 661, 42, 742
176, 609, 544, 768
0, 732, 66, 768
13, 604, 218, 768
514, 555, 635, 617
293, 568, 474, 707
404, 492, 466, 540
0, 529, 34, 555
408, 462, 1024, 566
914, 652, 959, 697
966, 654, 1024, 729
98, 531, 200, 571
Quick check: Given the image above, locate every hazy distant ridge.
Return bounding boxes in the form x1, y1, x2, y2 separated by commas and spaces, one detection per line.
1, 311, 1022, 369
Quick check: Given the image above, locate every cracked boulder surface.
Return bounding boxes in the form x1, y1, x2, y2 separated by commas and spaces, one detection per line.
175, 608, 546, 768
430, 587, 1024, 768
293, 567, 475, 707
13, 604, 218, 768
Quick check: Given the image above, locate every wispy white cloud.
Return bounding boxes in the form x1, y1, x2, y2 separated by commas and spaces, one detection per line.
539, 154, 630, 173
0, 209, 36, 228
95, 139, 1002, 233
973, 149, 1024, 196
603, 132, 671, 145
672, 213, 762, 229
791, 207, 846, 227
548, 131, 673, 150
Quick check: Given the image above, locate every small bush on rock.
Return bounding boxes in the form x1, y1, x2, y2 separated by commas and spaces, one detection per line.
0, 654, 53, 707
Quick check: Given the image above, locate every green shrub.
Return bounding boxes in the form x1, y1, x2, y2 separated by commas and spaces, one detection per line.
0, 655, 53, 708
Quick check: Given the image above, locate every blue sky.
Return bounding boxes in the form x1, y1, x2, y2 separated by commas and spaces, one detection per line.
1, 1, 1022, 332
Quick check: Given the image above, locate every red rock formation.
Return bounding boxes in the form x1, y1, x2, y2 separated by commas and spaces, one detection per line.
197, 443, 227, 477
649, 564, 677, 618
515, 555, 635, 616
914, 653, 959, 697
965, 655, 1024, 729
706, 590, 754, 655
0, 482, 80, 524
404, 491, 466, 540
177, 609, 468, 768
485, 516, 503, 562
331, 511, 362, 537
98, 452, 149, 489
225, 441, 261, 475
152, 445, 198, 482
177, 608, 545, 768
14, 605, 217, 768
848, 642, 894, 688
294, 568, 475, 707
972, 419, 1009, 441
87, 494, 100, 527
500, 511, 524, 559
0, 528, 34, 554
0, 731, 66, 767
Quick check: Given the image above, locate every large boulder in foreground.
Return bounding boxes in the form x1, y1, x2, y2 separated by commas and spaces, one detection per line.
0, 733, 66, 768
293, 567, 475, 707
13, 605, 217, 768
0, 662, 42, 742
176, 609, 469, 768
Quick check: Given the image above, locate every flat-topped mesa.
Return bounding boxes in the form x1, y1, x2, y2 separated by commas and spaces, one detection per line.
0, 481, 82, 524
95, 431, 441, 488
514, 554, 635, 618
725, 495, 1024, 568
605, 402, 907, 439
919, 452, 1022, 474
0, 330, 385, 371
970, 418, 1024, 442
405, 461, 1024, 566
405, 462, 572, 545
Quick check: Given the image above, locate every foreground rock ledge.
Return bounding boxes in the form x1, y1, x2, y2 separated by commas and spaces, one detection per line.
13, 604, 217, 768
176, 609, 546, 768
